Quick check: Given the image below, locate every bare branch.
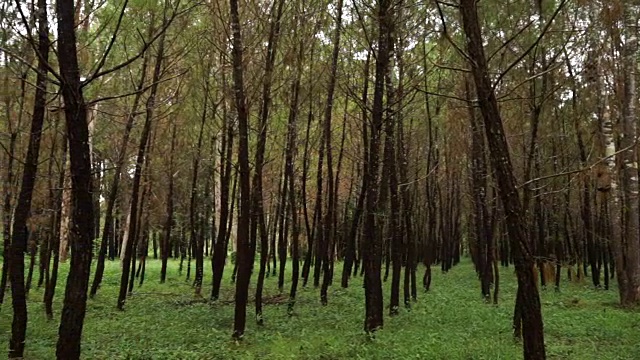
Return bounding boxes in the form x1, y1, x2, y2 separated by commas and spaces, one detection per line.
86, 68, 188, 106
81, 0, 194, 87
434, 0, 471, 63
414, 85, 471, 103
487, 19, 535, 63
13, 0, 62, 82
86, 0, 130, 83
518, 141, 637, 189
491, 0, 569, 92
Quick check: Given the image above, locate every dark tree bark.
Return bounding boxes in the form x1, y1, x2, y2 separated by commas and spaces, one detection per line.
331, 98, 348, 287
153, 229, 158, 259
276, 162, 289, 292
459, 1, 546, 358
38, 114, 62, 291
91, 53, 150, 297
300, 40, 318, 286
286, 33, 304, 314
420, 33, 438, 291
342, 50, 370, 288
55, 0, 96, 357
161, 122, 177, 283
362, 0, 393, 333
383, 38, 402, 316
1, 58, 29, 308
131, 131, 154, 292
392, 26, 416, 306
0, 82, 17, 309
466, 78, 493, 301
25, 229, 37, 294
254, 0, 285, 323
230, 0, 253, 339
191, 75, 211, 296
271, 183, 282, 278
211, 88, 235, 300
8, 1, 48, 355
44, 124, 67, 320
93, 152, 102, 244
319, 0, 344, 306
117, 27, 166, 310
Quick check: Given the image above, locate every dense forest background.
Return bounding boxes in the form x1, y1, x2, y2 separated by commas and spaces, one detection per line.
1, 0, 640, 359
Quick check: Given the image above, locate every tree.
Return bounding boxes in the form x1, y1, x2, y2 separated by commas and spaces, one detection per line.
362, 0, 394, 333
615, 0, 640, 306
117, 17, 166, 310
459, 0, 546, 358
90, 52, 150, 298
319, 0, 344, 306
254, 0, 285, 323
229, 0, 252, 339
7, 0, 48, 356
55, 0, 96, 356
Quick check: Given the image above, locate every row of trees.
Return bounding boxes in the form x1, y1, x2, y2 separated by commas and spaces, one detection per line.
1, 0, 639, 359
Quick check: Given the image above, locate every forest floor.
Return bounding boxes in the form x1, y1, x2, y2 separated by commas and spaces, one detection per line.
0, 258, 639, 359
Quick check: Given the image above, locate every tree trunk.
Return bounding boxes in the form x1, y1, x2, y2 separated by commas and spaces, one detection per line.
191, 75, 211, 296
254, 0, 285, 323
466, 78, 492, 301
8, 1, 48, 355
0, 53, 20, 310
300, 42, 317, 285
39, 114, 62, 291
286, 34, 304, 314
383, 38, 402, 316
342, 51, 371, 288
117, 27, 166, 310
55, 0, 96, 357
91, 54, 150, 297
161, 122, 177, 283
211, 88, 235, 300
619, 2, 640, 305
363, 0, 393, 333
459, 1, 546, 358
230, 0, 253, 339
319, 0, 344, 306
44, 124, 67, 320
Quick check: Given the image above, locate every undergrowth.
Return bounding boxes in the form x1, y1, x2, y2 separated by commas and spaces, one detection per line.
0, 258, 638, 359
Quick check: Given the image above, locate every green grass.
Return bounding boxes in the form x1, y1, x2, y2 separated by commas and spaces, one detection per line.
0, 258, 638, 359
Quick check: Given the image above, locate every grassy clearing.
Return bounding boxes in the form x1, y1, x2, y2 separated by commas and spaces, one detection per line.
0, 258, 638, 359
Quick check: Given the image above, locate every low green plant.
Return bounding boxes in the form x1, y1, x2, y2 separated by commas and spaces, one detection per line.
0, 258, 637, 359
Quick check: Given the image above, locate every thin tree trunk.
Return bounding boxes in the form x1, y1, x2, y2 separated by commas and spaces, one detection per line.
161, 122, 177, 283
38, 113, 62, 291
342, 50, 371, 288
384, 37, 403, 316
91, 53, 150, 297
0, 53, 20, 309
192, 75, 211, 296
363, 0, 393, 333
117, 26, 166, 310
286, 33, 304, 314
44, 123, 67, 320
8, 2, 48, 354
211, 87, 235, 300
254, 0, 285, 323
230, 0, 253, 339
319, 0, 344, 306
459, 1, 546, 358
300, 41, 317, 285
466, 78, 492, 301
